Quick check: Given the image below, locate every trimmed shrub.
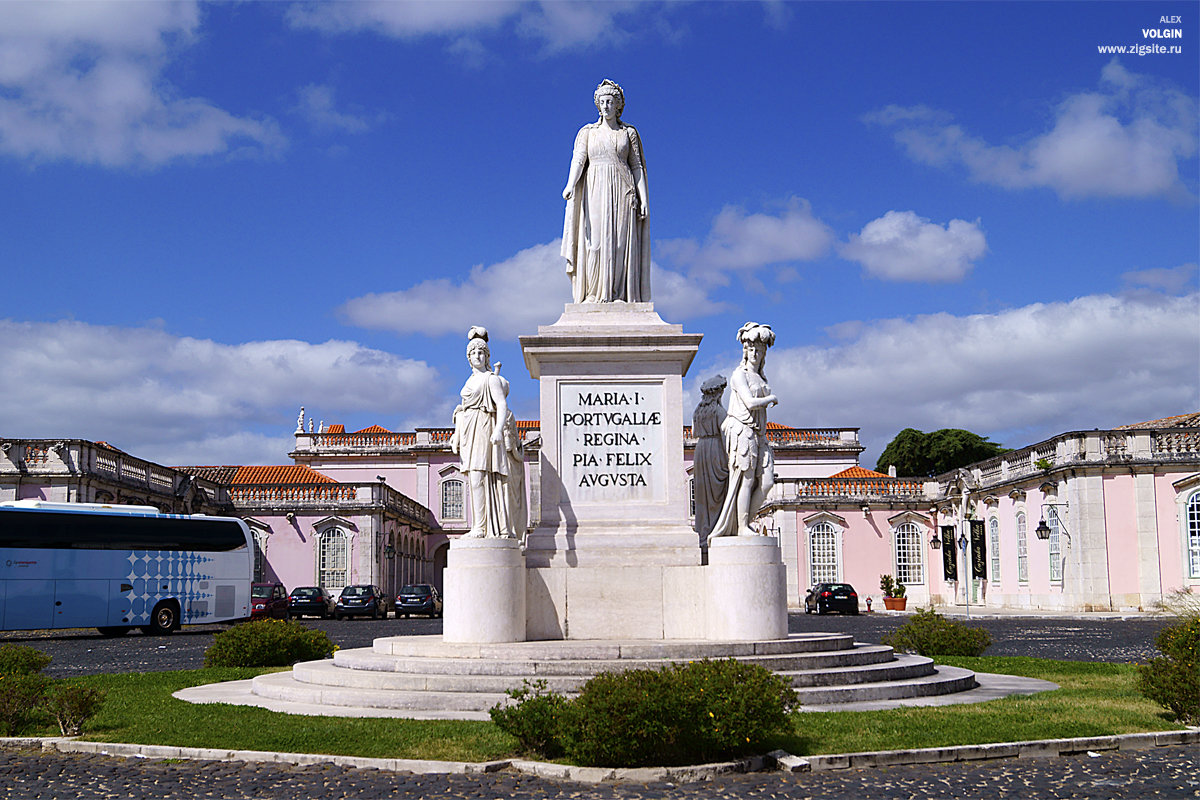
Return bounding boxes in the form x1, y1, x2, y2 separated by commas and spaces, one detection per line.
489, 679, 568, 758
1137, 614, 1200, 724
0, 673, 51, 736
559, 659, 797, 767
204, 619, 335, 667
43, 684, 107, 736
882, 607, 991, 657
0, 644, 52, 676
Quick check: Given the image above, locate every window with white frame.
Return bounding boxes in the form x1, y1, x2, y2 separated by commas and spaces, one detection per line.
1016, 512, 1028, 583
441, 479, 464, 520
808, 521, 840, 585
252, 531, 267, 582
1047, 508, 1063, 583
894, 522, 924, 585
988, 517, 1001, 584
1187, 491, 1200, 579
689, 478, 695, 519
318, 528, 348, 588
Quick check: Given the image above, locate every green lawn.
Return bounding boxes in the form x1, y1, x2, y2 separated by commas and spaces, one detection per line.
28, 657, 1187, 764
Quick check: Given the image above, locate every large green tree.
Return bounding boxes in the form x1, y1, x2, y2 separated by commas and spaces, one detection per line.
876, 428, 1007, 477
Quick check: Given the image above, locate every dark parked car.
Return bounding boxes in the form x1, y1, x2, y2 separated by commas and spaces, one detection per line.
250, 582, 290, 620
396, 584, 443, 618
288, 586, 335, 619
804, 582, 859, 615
335, 584, 391, 620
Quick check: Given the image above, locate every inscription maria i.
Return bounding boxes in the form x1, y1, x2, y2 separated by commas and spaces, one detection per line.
560, 383, 664, 502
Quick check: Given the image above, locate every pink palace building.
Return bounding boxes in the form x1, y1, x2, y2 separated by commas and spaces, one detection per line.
2, 412, 1197, 613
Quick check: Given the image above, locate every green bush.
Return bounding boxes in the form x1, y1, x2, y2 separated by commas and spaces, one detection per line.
1137, 615, 1200, 724
204, 619, 335, 667
559, 659, 797, 767
879, 574, 906, 599
0, 673, 51, 735
0, 644, 52, 676
489, 679, 568, 758
44, 684, 107, 736
882, 607, 991, 656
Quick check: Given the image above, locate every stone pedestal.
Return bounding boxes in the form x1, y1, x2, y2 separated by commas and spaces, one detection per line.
705, 536, 788, 640
442, 538, 526, 643
519, 304, 704, 639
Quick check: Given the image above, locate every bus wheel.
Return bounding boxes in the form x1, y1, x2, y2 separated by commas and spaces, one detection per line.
97, 626, 132, 637
141, 602, 179, 635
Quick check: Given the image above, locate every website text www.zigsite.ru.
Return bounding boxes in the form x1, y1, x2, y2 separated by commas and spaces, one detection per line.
1098, 19, 1184, 56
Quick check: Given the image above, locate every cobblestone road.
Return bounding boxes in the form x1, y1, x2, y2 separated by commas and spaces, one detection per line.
2, 744, 1196, 799
0, 612, 1175, 677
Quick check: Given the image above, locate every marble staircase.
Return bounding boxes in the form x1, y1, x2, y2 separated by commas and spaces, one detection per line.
249, 633, 977, 721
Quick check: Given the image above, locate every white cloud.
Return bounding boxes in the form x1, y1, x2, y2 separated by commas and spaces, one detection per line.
657, 198, 834, 281
0, 1, 282, 167
1122, 263, 1197, 294
0, 320, 439, 465
296, 84, 381, 134
287, 1, 658, 54
839, 210, 987, 282
871, 60, 1197, 199
745, 291, 1198, 466
339, 239, 720, 340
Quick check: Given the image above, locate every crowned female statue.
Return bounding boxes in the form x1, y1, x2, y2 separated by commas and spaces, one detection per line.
707, 323, 779, 542
561, 79, 651, 304
449, 327, 527, 539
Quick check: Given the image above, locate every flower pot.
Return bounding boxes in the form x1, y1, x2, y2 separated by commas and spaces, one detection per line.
883, 597, 907, 611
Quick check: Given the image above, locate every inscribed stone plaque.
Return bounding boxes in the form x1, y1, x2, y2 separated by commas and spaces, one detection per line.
559, 381, 665, 504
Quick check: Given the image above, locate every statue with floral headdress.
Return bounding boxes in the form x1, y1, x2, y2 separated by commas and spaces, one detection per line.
561, 78, 651, 304
708, 323, 779, 542
449, 327, 527, 539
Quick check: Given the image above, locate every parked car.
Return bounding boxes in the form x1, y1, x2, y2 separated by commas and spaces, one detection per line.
335, 584, 391, 619
804, 582, 859, 615
288, 586, 335, 619
250, 582, 290, 620
396, 584, 443, 618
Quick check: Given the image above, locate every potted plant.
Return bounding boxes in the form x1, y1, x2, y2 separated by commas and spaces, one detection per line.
879, 574, 907, 611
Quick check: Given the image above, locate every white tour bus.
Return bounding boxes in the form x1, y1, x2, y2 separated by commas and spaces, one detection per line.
0, 500, 253, 636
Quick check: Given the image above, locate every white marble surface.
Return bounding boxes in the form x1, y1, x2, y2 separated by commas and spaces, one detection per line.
443, 538, 526, 643
705, 536, 788, 640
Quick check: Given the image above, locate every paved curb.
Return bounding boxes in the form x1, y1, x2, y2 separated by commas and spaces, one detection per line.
4, 729, 1198, 783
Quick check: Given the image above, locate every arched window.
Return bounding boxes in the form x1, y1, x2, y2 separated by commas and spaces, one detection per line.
441, 479, 464, 521
1016, 512, 1028, 583
1187, 492, 1200, 579
1046, 508, 1063, 583
893, 522, 924, 585
252, 531, 267, 582
988, 517, 1001, 584
808, 522, 839, 585
318, 528, 348, 589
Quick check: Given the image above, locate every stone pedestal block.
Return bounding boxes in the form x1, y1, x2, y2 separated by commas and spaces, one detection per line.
705, 536, 788, 640
443, 538, 526, 643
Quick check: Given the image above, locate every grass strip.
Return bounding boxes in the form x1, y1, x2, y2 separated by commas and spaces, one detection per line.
28, 657, 1188, 764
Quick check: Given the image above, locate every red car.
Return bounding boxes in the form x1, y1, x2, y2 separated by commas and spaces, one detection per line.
250, 582, 290, 620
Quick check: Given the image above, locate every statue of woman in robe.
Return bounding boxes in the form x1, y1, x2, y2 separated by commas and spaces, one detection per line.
449, 327, 527, 539
708, 323, 779, 543
692, 374, 729, 541
561, 79, 651, 304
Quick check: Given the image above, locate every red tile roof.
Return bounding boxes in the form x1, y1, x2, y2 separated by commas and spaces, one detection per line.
325, 424, 345, 434
231, 465, 338, 485
1116, 412, 1200, 430
830, 466, 889, 479
353, 425, 391, 434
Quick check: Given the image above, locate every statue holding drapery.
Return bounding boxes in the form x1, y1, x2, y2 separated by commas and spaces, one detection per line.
561, 79, 651, 304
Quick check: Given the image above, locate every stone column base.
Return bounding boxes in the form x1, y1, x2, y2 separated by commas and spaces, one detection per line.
705, 536, 788, 640
443, 538, 526, 643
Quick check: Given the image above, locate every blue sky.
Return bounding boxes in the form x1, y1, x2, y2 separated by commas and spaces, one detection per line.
2, 1, 1197, 469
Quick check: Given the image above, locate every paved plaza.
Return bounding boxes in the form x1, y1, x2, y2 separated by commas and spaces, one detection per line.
2, 742, 1196, 799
